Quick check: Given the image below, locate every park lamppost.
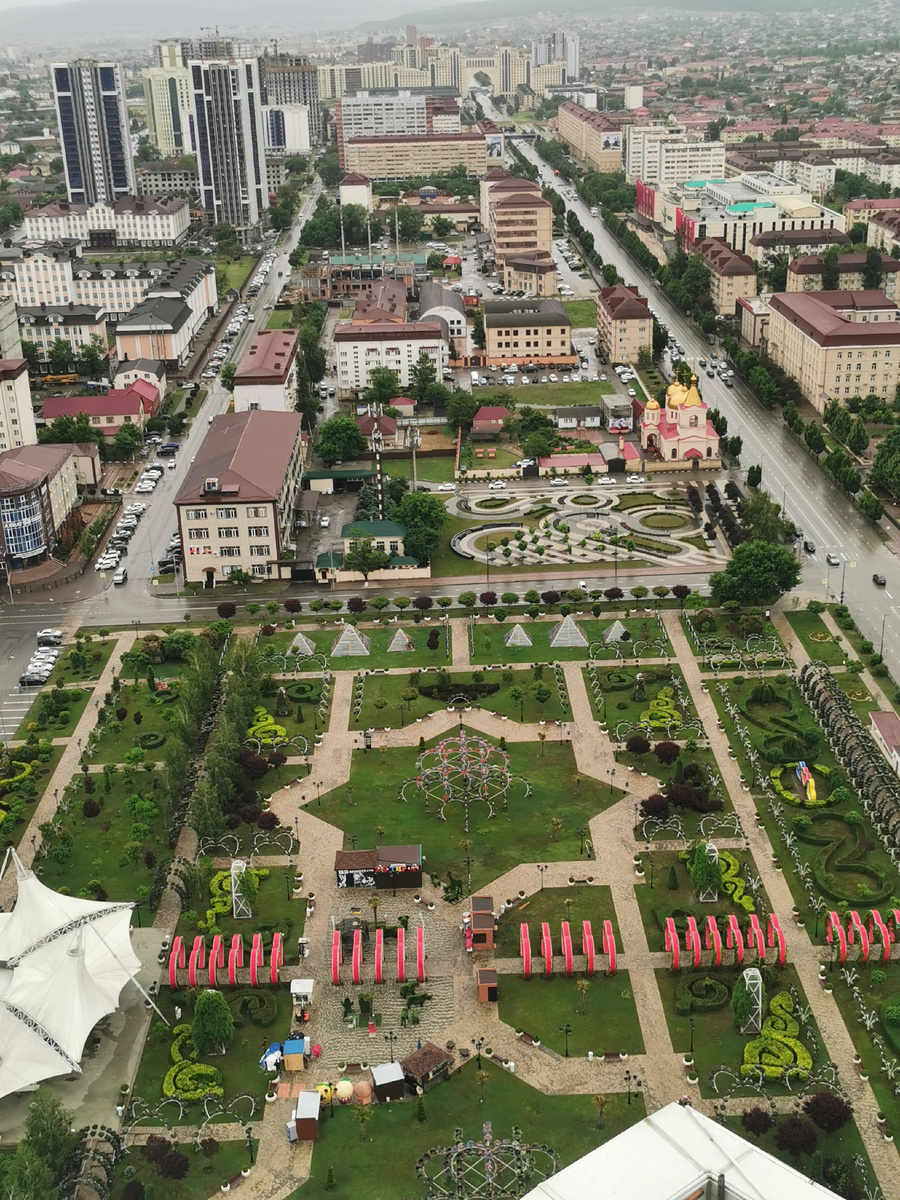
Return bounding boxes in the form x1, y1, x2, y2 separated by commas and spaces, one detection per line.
384, 1030, 398, 1062
559, 1023, 572, 1058
648, 857, 655, 890
537, 863, 548, 891
689, 1018, 695, 1055
880, 611, 888, 657
609, 767, 616, 796
577, 826, 588, 856
285, 858, 292, 901
245, 1125, 255, 1167
315, 780, 321, 807
625, 1070, 642, 1106
471, 1036, 485, 1068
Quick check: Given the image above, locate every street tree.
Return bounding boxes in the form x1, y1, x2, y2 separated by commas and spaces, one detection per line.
316, 414, 367, 466
342, 533, 390, 580
709, 539, 801, 606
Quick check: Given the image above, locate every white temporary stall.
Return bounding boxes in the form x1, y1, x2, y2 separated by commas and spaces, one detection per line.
0, 849, 141, 1099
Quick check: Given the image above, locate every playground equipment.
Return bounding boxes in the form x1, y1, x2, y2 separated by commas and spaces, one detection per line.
541, 923, 553, 978
582, 921, 595, 977
796, 760, 816, 804
403, 730, 531, 830
331, 930, 342, 986
561, 922, 573, 977
520, 924, 532, 980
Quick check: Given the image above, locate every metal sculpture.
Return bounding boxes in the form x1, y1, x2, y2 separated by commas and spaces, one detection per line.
416, 1123, 557, 1199
403, 730, 530, 831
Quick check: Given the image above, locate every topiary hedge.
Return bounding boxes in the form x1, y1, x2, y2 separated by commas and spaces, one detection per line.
227, 989, 278, 1028
286, 682, 320, 702
137, 732, 166, 750
719, 851, 755, 914
418, 682, 500, 702
741, 991, 813, 1080
769, 763, 832, 808
0, 761, 32, 795
674, 973, 731, 1015
795, 812, 890, 903
163, 1024, 224, 1101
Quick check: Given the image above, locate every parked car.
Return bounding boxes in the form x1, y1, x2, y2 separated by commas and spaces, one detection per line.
437, 482, 456, 492
550, 478, 568, 487
113, 568, 128, 586
600, 476, 615, 485
826, 553, 840, 567
626, 474, 646, 483
487, 481, 507, 490
873, 573, 887, 586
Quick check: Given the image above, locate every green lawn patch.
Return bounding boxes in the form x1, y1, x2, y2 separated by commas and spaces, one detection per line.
785, 610, 846, 667
640, 511, 689, 530
561, 299, 598, 328
316, 739, 619, 892
474, 496, 516, 509
499, 969, 643, 1057
582, 664, 697, 732
464, 442, 522, 471
614, 491, 688, 511
682, 534, 713, 553
112, 1137, 257, 1199
493, 886, 617, 955
500, 380, 613, 407
262, 623, 451, 673
471, 618, 672, 665
383, 456, 456, 483
303, 1059, 643, 1198
220, 256, 255, 291
265, 309, 296, 329
46, 636, 117, 684
89, 681, 177, 763
14, 684, 92, 739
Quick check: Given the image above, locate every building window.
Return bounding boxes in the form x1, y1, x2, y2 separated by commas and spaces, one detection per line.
220, 546, 240, 558
218, 527, 239, 539
247, 526, 269, 537
246, 506, 266, 517
216, 507, 238, 519
251, 564, 269, 576
186, 508, 207, 520
188, 528, 208, 540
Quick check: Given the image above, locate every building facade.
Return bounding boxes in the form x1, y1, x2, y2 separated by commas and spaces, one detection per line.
23, 197, 190, 248
694, 237, 758, 315
502, 253, 558, 296
18, 305, 107, 364
142, 66, 192, 156
596, 284, 652, 363
0, 444, 79, 572
480, 170, 553, 266
787, 252, 900, 300
43, 382, 160, 436
334, 320, 447, 399
51, 60, 136, 205
0, 360, 36, 451
233, 330, 299, 413
135, 161, 198, 196
764, 290, 900, 411
344, 132, 488, 181
260, 53, 323, 146
556, 102, 623, 173
174, 410, 305, 585
482, 298, 571, 362
188, 56, 268, 237
334, 92, 460, 167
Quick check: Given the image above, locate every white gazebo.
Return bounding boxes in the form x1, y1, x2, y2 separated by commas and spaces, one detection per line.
0, 849, 142, 1100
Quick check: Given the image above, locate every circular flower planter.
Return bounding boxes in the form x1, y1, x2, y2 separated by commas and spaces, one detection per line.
686, 1074, 699, 1085
221, 1185, 230, 1193
265, 1092, 277, 1103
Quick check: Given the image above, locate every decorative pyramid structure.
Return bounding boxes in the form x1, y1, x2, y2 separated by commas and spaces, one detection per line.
331, 626, 371, 657
604, 620, 628, 645
388, 628, 416, 653
290, 632, 317, 656
504, 623, 533, 648
548, 614, 589, 649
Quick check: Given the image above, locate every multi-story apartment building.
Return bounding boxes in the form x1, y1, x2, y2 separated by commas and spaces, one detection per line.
845, 198, 900, 234
787, 252, 900, 301
261, 106, 311, 155
334, 320, 447, 399
175, 410, 305, 585
344, 132, 489, 181
482, 298, 572, 363
135, 161, 198, 196
0, 444, 79, 573
693, 237, 758, 316
23, 197, 190, 248
18, 305, 107, 364
51, 60, 136, 205
334, 92, 460, 168
556, 102, 623, 173
503, 253, 557, 297
142, 66, 192, 156
480, 170, 553, 265
764, 290, 900, 411
866, 211, 900, 255
532, 29, 580, 79
625, 125, 725, 187
596, 285, 652, 364
187, 55, 268, 237
233, 331, 299, 413
0, 359, 36, 451
259, 53, 323, 146
748, 227, 851, 264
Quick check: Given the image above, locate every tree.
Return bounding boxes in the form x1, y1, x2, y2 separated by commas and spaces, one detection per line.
432, 215, 454, 238
626, 734, 650, 757
394, 204, 424, 242
220, 362, 236, 391
21, 1091, 79, 1184
863, 246, 884, 290
740, 492, 790, 544
75, 333, 108, 379
531, 682, 552, 712
472, 307, 486, 350
316, 415, 367, 466
847, 417, 869, 457
343, 533, 390, 580
804, 424, 826, 458
216, 602, 237, 619
510, 685, 526, 720
20, 340, 40, 374
159, 1150, 190, 1179
654, 741, 680, 765
591, 1094, 607, 1128
191, 988, 235, 1055
747, 463, 762, 488
710, 539, 801, 606
477, 1069, 490, 1103
741, 1107, 774, 1139
821, 245, 841, 291
3, 1142, 57, 1200
447, 390, 480, 432
775, 1115, 818, 1158
857, 490, 883, 522
357, 1101, 373, 1140
458, 591, 477, 611
524, 430, 554, 460
393, 490, 448, 565
803, 1091, 853, 1134
47, 337, 75, 373
365, 366, 400, 407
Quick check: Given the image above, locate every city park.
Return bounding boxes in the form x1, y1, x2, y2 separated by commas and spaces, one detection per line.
0, 583, 900, 1199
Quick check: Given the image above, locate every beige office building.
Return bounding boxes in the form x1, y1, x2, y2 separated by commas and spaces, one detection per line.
345, 132, 488, 180
482, 298, 572, 362
480, 170, 553, 265
764, 290, 900, 412
694, 237, 758, 316
556, 102, 624, 173
597, 285, 652, 363
786, 252, 900, 300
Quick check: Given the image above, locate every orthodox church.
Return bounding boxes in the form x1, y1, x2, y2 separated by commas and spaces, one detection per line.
640, 375, 720, 464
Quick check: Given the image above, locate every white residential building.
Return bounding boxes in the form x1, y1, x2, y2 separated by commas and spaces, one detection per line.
334, 320, 448, 399
625, 124, 725, 185
22, 197, 190, 248
0, 359, 36, 450
233, 330, 299, 413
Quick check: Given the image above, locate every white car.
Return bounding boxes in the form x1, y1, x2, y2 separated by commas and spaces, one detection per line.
626, 474, 646, 484
125, 503, 146, 513
515, 459, 534, 468
437, 482, 456, 492
135, 483, 156, 493
599, 374, 608, 381
548, 374, 558, 383
627, 388, 637, 397
487, 481, 507, 491
600, 476, 615, 485
550, 478, 568, 487
520, 376, 529, 384
540, 376, 549, 384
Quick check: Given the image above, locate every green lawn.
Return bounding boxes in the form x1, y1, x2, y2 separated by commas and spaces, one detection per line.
262, 623, 451, 672
613, 490, 689, 511
315, 739, 619, 892
470, 617, 672, 665
784, 610, 846, 667
220, 256, 255, 291
303, 1058, 644, 1198
14, 685, 93, 739
266, 309, 296, 329
175, 867, 305, 948
498, 970, 644, 1058
383, 455, 456, 483
112, 1137, 257, 1199
561, 299, 598, 328
464, 442, 522, 471
494, 886, 617, 955
581, 664, 697, 733
45, 637, 117, 684
88, 681, 177, 763
476, 380, 613, 407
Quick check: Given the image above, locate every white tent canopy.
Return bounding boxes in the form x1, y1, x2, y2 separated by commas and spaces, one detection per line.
0, 850, 140, 1100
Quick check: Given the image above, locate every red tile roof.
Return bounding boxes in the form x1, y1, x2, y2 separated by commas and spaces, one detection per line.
235, 331, 299, 385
